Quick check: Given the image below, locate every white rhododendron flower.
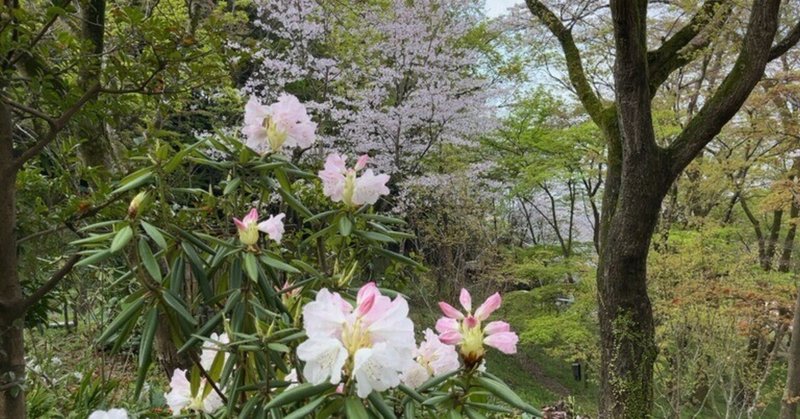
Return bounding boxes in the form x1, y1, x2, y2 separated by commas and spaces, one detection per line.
88, 408, 128, 419
436, 288, 519, 368
297, 282, 415, 398
233, 208, 286, 246
402, 328, 460, 388
165, 369, 223, 416
242, 94, 316, 154
318, 153, 390, 207
200, 332, 229, 370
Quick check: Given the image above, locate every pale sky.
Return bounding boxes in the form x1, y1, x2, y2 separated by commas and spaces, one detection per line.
484, 0, 522, 17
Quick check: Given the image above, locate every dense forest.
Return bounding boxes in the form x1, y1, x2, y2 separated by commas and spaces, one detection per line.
2, 1, 800, 418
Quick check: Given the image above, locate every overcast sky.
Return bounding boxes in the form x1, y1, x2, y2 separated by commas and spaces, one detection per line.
484, 0, 522, 17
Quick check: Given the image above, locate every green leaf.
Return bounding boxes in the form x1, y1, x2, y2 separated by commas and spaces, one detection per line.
278, 188, 313, 218
112, 172, 153, 195
422, 394, 451, 406
138, 238, 162, 282
135, 307, 159, 398
368, 392, 397, 419
164, 140, 204, 173
161, 290, 197, 326
417, 369, 459, 391
339, 216, 353, 237
345, 398, 369, 419
262, 383, 334, 409
377, 248, 425, 269
110, 226, 134, 253
223, 177, 241, 195
284, 395, 326, 419
177, 312, 224, 354
355, 231, 396, 243
141, 221, 168, 249
463, 407, 488, 419
97, 298, 147, 344
361, 214, 407, 225
243, 252, 259, 282
304, 209, 337, 224
70, 231, 116, 246
397, 384, 425, 403
260, 254, 300, 274
474, 376, 542, 417
74, 250, 112, 267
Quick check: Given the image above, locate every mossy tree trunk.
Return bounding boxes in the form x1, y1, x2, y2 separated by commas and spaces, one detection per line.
0, 99, 26, 419
77, 0, 112, 169
526, 0, 792, 416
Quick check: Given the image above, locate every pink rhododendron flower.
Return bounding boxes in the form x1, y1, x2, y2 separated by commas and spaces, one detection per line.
436, 289, 518, 368
296, 282, 415, 398
318, 153, 390, 207
164, 369, 223, 416
242, 94, 316, 154
401, 328, 460, 388
233, 209, 286, 246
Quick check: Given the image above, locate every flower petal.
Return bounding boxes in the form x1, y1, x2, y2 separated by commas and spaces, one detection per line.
484, 320, 510, 335
483, 331, 518, 354
459, 289, 472, 312
438, 302, 464, 319
474, 292, 501, 321
435, 317, 459, 334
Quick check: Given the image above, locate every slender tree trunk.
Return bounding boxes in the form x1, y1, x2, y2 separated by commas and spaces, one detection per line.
0, 100, 26, 418
77, 0, 111, 169
780, 284, 800, 419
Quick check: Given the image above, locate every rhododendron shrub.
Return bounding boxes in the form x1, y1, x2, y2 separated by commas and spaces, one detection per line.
76, 94, 540, 417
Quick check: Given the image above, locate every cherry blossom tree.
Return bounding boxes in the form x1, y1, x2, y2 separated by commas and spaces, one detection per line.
247, 0, 498, 183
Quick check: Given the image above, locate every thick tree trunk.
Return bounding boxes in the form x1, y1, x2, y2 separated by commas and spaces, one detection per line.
780, 284, 800, 419
596, 146, 671, 418
0, 101, 26, 418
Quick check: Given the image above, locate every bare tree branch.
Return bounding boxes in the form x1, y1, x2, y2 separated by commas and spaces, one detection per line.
525, 0, 606, 123
10, 83, 102, 172
769, 19, 800, 61
668, 0, 783, 176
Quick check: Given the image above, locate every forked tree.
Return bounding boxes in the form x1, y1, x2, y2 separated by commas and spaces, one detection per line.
525, 0, 800, 417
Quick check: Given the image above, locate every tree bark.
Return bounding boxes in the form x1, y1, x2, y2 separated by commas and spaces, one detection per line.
77, 0, 112, 169
527, 0, 787, 417
780, 284, 800, 419
0, 100, 26, 419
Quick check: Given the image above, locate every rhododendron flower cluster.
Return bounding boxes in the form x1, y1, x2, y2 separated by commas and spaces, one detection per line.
401, 328, 460, 388
318, 153, 390, 207
165, 333, 228, 416
296, 282, 415, 397
242, 94, 316, 154
436, 289, 518, 367
233, 208, 286, 246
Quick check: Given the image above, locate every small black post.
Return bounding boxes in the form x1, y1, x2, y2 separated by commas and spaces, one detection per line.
571, 361, 582, 381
